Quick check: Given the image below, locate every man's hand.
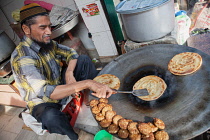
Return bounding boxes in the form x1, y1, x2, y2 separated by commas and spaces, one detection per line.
88, 80, 115, 98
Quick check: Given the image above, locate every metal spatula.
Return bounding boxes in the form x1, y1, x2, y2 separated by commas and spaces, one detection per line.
112, 89, 149, 97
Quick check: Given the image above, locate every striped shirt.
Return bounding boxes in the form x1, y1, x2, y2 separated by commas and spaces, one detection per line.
11, 36, 79, 112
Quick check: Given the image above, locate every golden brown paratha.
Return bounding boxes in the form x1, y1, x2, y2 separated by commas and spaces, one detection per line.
168, 52, 202, 75
133, 75, 167, 101
93, 74, 120, 90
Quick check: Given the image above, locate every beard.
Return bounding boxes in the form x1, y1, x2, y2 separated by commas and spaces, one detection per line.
31, 36, 53, 52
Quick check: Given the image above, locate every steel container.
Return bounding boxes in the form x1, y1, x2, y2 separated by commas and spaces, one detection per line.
116, 0, 175, 42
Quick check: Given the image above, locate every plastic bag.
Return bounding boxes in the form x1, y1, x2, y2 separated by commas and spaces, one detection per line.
11, 9, 20, 22
175, 14, 191, 45
189, 1, 210, 31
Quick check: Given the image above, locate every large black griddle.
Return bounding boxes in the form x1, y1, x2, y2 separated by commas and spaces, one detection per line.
89, 44, 210, 140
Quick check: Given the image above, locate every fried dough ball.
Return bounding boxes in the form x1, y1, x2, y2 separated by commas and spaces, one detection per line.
101, 104, 113, 116
118, 129, 129, 139
99, 98, 108, 103
89, 99, 99, 107
148, 122, 158, 132
118, 118, 133, 129
95, 113, 105, 121
128, 122, 140, 134
91, 106, 100, 114
137, 123, 153, 136
107, 123, 119, 134
142, 132, 155, 140
155, 130, 169, 140
98, 102, 107, 111
112, 115, 123, 126
99, 119, 112, 128
129, 133, 141, 140
154, 118, 165, 130
105, 110, 116, 121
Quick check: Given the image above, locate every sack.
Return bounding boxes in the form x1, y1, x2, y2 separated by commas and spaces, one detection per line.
190, 1, 210, 31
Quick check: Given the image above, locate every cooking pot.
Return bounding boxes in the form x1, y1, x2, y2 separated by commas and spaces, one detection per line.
0, 30, 16, 63
116, 0, 175, 42
90, 44, 210, 139
0, 58, 12, 77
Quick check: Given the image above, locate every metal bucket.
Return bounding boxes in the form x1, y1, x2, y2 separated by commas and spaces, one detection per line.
0, 30, 16, 63
116, 0, 175, 42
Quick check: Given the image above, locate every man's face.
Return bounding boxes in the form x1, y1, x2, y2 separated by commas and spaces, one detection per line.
29, 16, 52, 44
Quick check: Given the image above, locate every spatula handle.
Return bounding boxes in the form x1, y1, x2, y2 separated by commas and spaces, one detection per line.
112, 89, 132, 94
116, 91, 132, 93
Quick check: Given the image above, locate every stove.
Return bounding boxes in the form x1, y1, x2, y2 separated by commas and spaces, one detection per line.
91, 44, 210, 140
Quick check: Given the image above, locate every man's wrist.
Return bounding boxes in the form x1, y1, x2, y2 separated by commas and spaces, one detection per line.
85, 80, 91, 89
67, 70, 74, 74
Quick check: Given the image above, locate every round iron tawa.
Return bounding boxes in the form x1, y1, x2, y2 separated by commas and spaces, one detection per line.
90, 44, 210, 140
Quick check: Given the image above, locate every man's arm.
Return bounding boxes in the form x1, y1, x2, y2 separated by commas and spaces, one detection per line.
65, 59, 77, 84
50, 79, 114, 100
52, 43, 115, 99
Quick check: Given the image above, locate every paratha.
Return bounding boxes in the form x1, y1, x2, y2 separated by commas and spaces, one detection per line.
168, 52, 202, 75
93, 74, 120, 90
133, 75, 167, 101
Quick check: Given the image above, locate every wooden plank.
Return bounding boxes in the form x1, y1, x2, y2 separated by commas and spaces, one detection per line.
10, 81, 21, 95
0, 92, 26, 107
0, 85, 16, 93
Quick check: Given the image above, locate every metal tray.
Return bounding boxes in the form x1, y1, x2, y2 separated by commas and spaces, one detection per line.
51, 14, 79, 39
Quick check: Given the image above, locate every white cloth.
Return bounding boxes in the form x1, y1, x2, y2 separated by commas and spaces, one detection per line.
21, 110, 47, 135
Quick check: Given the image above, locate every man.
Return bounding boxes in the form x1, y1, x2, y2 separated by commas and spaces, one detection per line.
11, 3, 114, 140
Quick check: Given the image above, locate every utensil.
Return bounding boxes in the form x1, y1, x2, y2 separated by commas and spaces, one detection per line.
94, 130, 113, 140
94, 44, 210, 139
113, 89, 149, 97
